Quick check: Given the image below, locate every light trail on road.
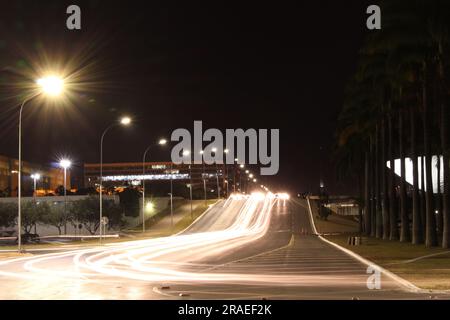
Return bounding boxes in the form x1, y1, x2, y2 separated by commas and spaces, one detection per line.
0, 193, 304, 286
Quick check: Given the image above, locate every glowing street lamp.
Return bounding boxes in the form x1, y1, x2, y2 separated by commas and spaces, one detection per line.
30, 173, 41, 200
99, 116, 132, 243
17, 75, 65, 252
120, 117, 132, 126
36, 76, 64, 96
142, 138, 167, 233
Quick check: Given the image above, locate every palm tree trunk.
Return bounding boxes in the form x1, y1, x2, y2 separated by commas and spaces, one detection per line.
382, 117, 390, 239
389, 113, 398, 240
421, 154, 426, 235
358, 174, 364, 234
375, 124, 382, 238
441, 99, 449, 248
411, 108, 423, 244
436, 156, 443, 236
364, 150, 371, 236
370, 135, 376, 237
423, 81, 437, 247
399, 109, 410, 242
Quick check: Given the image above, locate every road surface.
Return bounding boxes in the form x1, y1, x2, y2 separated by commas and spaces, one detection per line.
0, 193, 446, 299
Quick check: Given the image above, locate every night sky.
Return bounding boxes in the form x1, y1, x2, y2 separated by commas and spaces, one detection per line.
0, 0, 374, 194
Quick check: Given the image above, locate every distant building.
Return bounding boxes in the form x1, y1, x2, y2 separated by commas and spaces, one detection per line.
0, 155, 70, 197
84, 162, 246, 197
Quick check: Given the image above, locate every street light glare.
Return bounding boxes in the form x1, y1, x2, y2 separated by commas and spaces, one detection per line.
59, 159, 71, 169
31, 173, 41, 180
37, 76, 64, 96
120, 117, 132, 126
183, 150, 191, 156
159, 139, 167, 145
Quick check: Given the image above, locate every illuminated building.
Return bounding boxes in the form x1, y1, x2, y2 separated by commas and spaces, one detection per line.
0, 155, 70, 197
84, 162, 243, 197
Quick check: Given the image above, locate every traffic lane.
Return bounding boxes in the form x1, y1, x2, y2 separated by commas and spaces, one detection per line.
153, 200, 412, 299
2, 196, 294, 299
186, 199, 292, 266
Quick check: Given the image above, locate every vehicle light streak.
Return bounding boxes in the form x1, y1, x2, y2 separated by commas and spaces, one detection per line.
0, 193, 368, 289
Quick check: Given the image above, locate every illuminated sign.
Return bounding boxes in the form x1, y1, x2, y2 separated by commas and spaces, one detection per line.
102, 174, 189, 182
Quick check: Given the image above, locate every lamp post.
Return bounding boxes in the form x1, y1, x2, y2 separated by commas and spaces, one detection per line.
183, 150, 193, 219
169, 163, 174, 228
99, 116, 131, 244
239, 164, 244, 192
200, 150, 207, 207
59, 159, 71, 234
142, 139, 167, 233
224, 149, 229, 197
17, 75, 64, 252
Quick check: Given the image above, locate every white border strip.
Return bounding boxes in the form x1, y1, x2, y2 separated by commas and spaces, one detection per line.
305, 197, 424, 293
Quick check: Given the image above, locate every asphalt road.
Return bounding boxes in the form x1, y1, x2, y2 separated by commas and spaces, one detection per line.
0, 194, 447, 299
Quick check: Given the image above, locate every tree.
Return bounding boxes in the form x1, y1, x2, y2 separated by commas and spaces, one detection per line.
69, 196, 123, 234
21, 202, 48, 234
69, 196, 100, 235
41, 203, 71, 235
0, 203, 17, 228
118, 188, 141, 217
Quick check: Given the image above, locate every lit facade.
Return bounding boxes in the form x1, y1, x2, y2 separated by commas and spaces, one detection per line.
0, 155, 70, 197
84, 162, 246, 196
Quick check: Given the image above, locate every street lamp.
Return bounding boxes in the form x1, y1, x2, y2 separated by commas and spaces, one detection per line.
200, 150, 207, 207
59, 159, 71, 234
17, 75, 65, 252
141, 138, 167, 233
30, 173, 41, 201
36, 76, 64, 96
224, 149, 229, 197
183, 150, 193, 219
99, 116, 132, 243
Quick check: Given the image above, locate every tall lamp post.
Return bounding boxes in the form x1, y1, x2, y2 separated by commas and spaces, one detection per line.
224, 149, 229, 197
17, 75, 65, 252
200, 150, 207, 207
99, 116, 132, 244
142, 139, 167, 233
59, 159, 71, 234
183, 150, 193, 219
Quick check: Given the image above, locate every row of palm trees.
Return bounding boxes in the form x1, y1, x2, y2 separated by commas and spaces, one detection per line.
335, 0, 449, 248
